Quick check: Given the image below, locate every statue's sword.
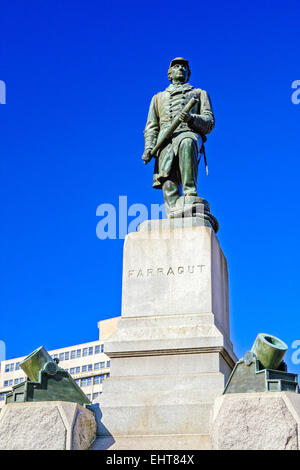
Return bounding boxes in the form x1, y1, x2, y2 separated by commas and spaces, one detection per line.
144, 96, 199, 164
199, 140, 209, 176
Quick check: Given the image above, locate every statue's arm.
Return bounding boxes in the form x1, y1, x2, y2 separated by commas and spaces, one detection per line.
188, 90, 215, 135
143, 95, 159, 152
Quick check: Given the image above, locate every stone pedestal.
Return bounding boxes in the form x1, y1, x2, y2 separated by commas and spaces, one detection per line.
211, 392, 300, 450
0, 401, 96, 450
95, 221, 237, 450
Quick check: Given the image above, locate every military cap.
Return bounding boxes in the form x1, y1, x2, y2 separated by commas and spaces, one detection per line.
169, 57, 190, 68
168, 57, 191, 81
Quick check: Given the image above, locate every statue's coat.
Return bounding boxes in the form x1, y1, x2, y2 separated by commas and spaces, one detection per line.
144, 83, 215, 189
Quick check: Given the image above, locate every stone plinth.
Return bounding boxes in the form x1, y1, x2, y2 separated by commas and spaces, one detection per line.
0, 401, 96, 450
122, 222, 229, 331
96, 222, 236, 450
211, 392, 300, 450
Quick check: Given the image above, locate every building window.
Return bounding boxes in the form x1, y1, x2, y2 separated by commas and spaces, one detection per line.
107, 373, 110, 378
82, 365, 87, 372
95, 345, 100, 354
5, 363, 14, 373
52, 354, 58, 359
70, 368, 75, 374
14, 378, 19, 385
94, 376, 100, 385
75, 367, 80, 374
75, 379, 80, 385
81, 378, 87, 387
87, 377, 92, 386
16, 362, 20, 371
76, 349, 81, 358
100, 362, 105, 369
88, 364, 93, 371
94, 363, 100, 370
92, 392, 99, 400
101, 344, 104, 353
71, 351, 76, 359
83, 348, 88, 357
0, 392, 7, 401
100, 375, 105, 384
88, 347, 93, 355
59, 353, 64, 361
4, 381, 8, 387
106, 361, 110, 367
65, 352, 69, 361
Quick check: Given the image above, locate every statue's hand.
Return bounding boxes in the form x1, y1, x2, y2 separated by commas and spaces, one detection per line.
142, 149, 152, 165
178, 111, 192, 123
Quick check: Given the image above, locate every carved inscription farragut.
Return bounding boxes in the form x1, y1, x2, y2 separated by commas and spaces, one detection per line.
127, 264, 205, 278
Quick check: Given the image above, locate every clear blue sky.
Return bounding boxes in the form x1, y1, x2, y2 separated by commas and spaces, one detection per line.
1, 0, 300, 372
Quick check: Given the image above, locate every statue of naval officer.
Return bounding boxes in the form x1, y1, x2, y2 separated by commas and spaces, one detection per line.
142, 57, 216, 223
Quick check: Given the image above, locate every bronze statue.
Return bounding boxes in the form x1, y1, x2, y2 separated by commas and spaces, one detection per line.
142, 57, 216, 227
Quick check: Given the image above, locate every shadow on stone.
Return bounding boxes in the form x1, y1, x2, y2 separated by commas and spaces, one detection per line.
89, 403, 115, 450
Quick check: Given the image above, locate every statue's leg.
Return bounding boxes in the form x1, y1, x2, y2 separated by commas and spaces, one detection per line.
162, 178, 180, 217
178, 138, 198, 197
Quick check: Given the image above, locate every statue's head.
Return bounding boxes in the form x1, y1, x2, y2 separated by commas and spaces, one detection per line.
168, 57, 191, 83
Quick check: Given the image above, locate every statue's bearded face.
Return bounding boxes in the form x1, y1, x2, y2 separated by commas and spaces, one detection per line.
170, 63, 189, 83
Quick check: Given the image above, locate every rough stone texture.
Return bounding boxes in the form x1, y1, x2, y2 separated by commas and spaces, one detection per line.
0, 401, 96, 450
95, 224, 236, 449
72, 407, 97, 450
211, 392, 300, 450
0, 403, 66, 450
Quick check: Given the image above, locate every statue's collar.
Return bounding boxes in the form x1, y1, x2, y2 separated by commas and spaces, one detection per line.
166, 83, 194, 95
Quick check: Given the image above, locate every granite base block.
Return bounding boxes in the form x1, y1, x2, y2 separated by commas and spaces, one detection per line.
0, 401, 96, 450
211, 392, 300, 450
